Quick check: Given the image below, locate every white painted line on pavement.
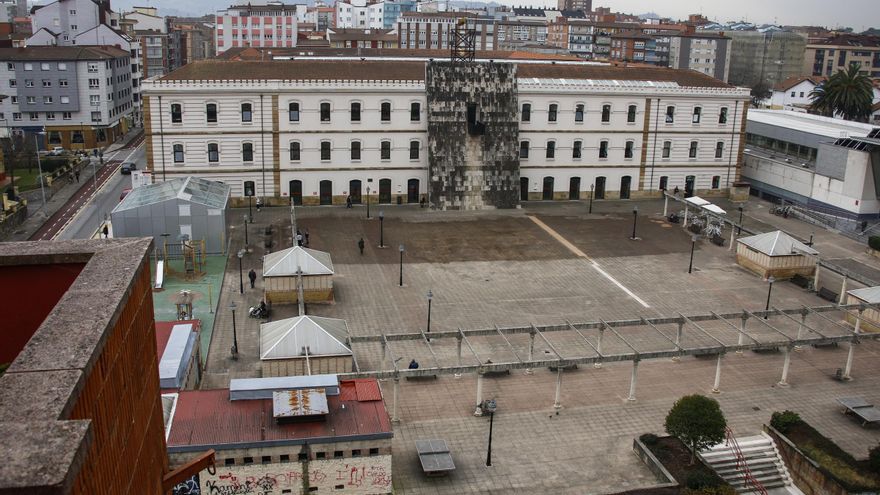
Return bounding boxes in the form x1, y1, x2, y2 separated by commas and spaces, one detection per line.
528, 215, 650, 308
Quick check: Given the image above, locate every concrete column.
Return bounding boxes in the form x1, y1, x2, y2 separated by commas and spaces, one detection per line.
474, 373, 484, 415
736, 315, 747, 354
855, 309, 863, 335
553, 367, 562, 409
711, 353, 723, 394
526, 331, 535, 375
381, 340, 387, 368
627, 360, 639, 401
594, 327, 604, 368
663, 194, 668, 217
813, 264, 820, 293
778, 347, 791, 387
843, 340, 856, 380
391, 377, 400, 423
455, 336, 462, 379
683, 204, 689, 228
672, 321, 684, 362
728, 225, 736, 251
839, 276, 848, 305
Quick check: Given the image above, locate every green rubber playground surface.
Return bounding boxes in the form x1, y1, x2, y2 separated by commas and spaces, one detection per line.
150, 255, 227, 366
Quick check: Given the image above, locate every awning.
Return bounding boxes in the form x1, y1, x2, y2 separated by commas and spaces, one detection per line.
703, 204, 726, 215
685, 196, 711, 206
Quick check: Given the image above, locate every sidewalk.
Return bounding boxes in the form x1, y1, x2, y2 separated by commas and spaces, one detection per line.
0, 127, 144, 242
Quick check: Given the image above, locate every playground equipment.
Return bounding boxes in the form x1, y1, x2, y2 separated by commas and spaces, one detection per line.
173, 289, 194, 320
155, 260, 165, 289
162, 237, 206, 280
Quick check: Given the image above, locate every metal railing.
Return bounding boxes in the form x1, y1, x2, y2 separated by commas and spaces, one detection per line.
724, 427, 768, 495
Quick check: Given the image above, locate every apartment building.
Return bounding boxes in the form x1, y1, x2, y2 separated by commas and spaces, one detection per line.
0, 46, 134, 149
723, 31, 806, 89
215, 2, 299, 54
397, 12, 497, 51
610, 31, 655, 63
668, 32, 731, 82
383, 0, 416, 29
335, 0, 384, 29
167, 17, 216, 70
142, 59, 749, 208
121, 8, 169, 79
327, 28, 397, 48
804, 34, 880, 80
557, 0, 591, 13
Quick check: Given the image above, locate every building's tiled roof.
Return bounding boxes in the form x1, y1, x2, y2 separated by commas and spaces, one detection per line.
216, 46, 582, 62
328, 28, 396, 41
772, 75, 825, 92
0, 46, 131, 61
400, 11, 478, 18
810, 34, 880, 48
160, 59, 733, 88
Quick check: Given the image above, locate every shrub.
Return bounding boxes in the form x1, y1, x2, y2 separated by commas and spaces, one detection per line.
869, 444, 880, 474
639, 433, 659, 446
683, 487, 736, 495
665, 395, 727, 465
870, 236, 880, 251
685, 470, 719, 489
770, 410, 803, 434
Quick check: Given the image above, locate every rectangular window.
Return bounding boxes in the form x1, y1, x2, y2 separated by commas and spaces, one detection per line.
61, 96, 70, 104
7, 79, 14, 87
369, 448, 380, 456
352, 449, 361, 457
574, 104, 584, 122
43, 96, 53, 104
241, 103, 252, 122
380, 140, 390, 159
351, 102, 361, 122
627, 105, 637, 123
548, 104, 557, 122
520, 141, 529, 159
333, 451, 343, 459
321, 141, 331, 160
719, 107, 728, 124
662, 141, 671, 158
715, 141, 724, 158
24, 63, 32, 71
25, 79, 33, 87
546, 141, 555, 159
711, 176, 721, 189
208, 143, 219, 162
58, 63, 67, 71
599, 141, 609, 158
624, 141, 634, 159
521, 103, 531, 122
320, 102, 331, 122
171, 103, 182, 123
411, 102, 420, 121
381, 102, 391, 121
42, 80, 51, 87
290, 142, 300, 160
63, 112, 71, 120
665, 106, 674, 123
351, 141, 361, 160
26, 96, 35, 104
29, 112, 38, 120
173, 144, 184, 163
573, 140, 582, 159
12, 112, 20, 120
409, 141, 419, 160
206, 103, 217, 123
689, 141, 698, 158
692, 107, 702, 124
289, 102, 300, 122
46, 112, 55, 120
242, 143, 254, 162
601, 104, 611, 123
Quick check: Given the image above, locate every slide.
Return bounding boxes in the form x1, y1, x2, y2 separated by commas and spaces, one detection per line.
155, 260, 165, 289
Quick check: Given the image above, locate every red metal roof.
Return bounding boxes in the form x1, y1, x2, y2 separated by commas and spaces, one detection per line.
167, 379, 391, 450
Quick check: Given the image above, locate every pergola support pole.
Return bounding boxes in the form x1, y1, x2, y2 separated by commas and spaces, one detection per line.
553, 367, 562, 409
736, 314, 747, 354
627, 359, 639, 401
729, 225, 735, 251
455, 335, 463, 379
794, 312, 806, 351
813, 264, 820, 293
778, 347, 791, 387
663, 194, 668, 217
474, 373, 484, 416
843, 309, 862, 380
526, 330, 535, 374
711, 353, 723, 393
594, 327, 604, 368
672, 320, 684, 362
839, 276, 848, 305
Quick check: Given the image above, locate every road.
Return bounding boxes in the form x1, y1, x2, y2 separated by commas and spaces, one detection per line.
30, 133, 146, 241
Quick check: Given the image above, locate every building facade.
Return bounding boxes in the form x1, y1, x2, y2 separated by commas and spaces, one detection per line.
803, 34, 880, 80
215, 3, 299, 54
668, 33, 731, 82
167, 17, 216, 71
142, 59, 749, 208
725, 31, 806, 90
335, 0, 385, 29
397, 12, 497, 51
0, 46, 134, 149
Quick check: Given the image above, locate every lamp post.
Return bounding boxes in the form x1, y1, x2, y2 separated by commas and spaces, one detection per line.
588, 183, 594, 214
230, 301, 239, 359
248, 195, 253, 222
764, 276, 776, 319
808, 232, 814, 247
484, 399, 497, 467
426, 289, 433, 336
33, 133, 46, 207
737, 206, 744, 235
630, 206, 638, 240
366, 186, 371, 219
243, 214, 249, 248
378, 210, 385, 248
237, 249, 244, 294
688, 234, 699, 274
398, 244, 405, 287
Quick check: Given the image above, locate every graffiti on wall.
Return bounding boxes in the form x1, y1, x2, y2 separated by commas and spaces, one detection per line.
173, 475, 201, 495
201, 456, 392, 494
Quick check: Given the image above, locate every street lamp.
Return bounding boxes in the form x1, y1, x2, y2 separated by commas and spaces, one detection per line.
426, 289, 433, 336
688, 234, 699, 274
366, 186, 371, 219
33, 133, 46, 207
229, 301, 239, 359
398, 244, 405, 287
378, 210, 385, 248
737, 206, 744, 235
248, 195, 253, 222
630, 206, 638, 240
243, 214, 249, 248
764, 276, 776, 319
484, 399, 497, 466
589, 183, 594, 214
237, 249, 245, 294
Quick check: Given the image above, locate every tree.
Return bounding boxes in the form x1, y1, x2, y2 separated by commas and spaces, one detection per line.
809, 62, 874, 122
664, 394, 727, 465
750, 81, 771, 108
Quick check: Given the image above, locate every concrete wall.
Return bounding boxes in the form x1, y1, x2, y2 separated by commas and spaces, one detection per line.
764, 426, 848, 495
262, 355, 353, 377
426, 61, 520, 209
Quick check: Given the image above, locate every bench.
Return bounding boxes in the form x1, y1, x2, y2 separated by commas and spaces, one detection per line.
818, 287, 839, 302
405, 374, 438, 381
548, 363, 579, 372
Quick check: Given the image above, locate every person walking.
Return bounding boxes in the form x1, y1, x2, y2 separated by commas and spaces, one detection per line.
296, 229, 303, 247
358, 237, 365, 255
346, 195, 352, 208
102, 224, 109, 239
74, 170, 80, 183
304, 229, 310, 247
248, 268, 257, 289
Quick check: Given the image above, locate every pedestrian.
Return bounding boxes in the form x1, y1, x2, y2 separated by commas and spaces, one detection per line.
408, 359, 419, 369
304, 229, 310, 247
74, 170, 80, 183
248, 268, 257, 289
256, 198, 263, 212
358, 237, 365, 255
420, 197, 426, 208
346, 195, 352, 208
102, 224, 109, 239
296, 228, 303, 247
673, 186, 680, 197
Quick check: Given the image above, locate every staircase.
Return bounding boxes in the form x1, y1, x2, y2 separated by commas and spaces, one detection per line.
699, 432, 803, 494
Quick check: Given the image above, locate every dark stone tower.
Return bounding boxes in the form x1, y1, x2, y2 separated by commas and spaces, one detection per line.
426, 61, 520, 210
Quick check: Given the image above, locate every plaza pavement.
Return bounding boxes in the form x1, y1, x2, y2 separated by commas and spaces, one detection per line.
204, 197, 880, 494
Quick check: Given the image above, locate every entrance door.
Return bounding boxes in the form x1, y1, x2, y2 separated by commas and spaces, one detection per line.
620, 176, 631, 200
407, 179, 419, 203
542, 177, 554, 200
379, 179, 392, 204
349, 180, 362, 204
685, 175, 696, 198
520, 177, 529, 201
569, 177, 581, 200
319, 180, 332, 205
289, 180, 302, 205
594, 177, 606, 199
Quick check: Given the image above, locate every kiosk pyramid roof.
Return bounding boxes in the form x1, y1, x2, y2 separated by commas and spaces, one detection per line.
260, 315, 351, 360
262, 246, 334, 276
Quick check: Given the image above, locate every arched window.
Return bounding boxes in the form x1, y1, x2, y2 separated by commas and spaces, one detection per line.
410, 102, 421, 122
288, 102, 300, 122
350, 102, 361, 122
206, 103, 217, 123
521, 103, 531, 122
170, 103, 182, 123
601, 104, 611, 123
242, 142, 253, 162
381, 102, 391, 121
240, 103, 252, 122
320, 102, 331, 122
172, 144, 184, 162
290, 142, 300, 161
207, 143, 219, 163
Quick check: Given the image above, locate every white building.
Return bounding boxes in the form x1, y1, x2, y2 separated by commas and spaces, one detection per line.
668, 32, 731, 83
397, 12, 496, 51
768, 76, 824, 111
335, 0, 385, 29
214, 2, 299, 54
141, 59, 750, 206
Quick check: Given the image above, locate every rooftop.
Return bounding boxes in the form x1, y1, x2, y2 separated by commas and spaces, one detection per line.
848, 286, 880, 304
0, 45, 131, 61
261, 315, 351, 360
166, 379, 391, 452
737, 230, 819, 257
263, 246, 334, 277
809, 34, 880, 48
327, 28, 396, 41
747, 109, 876, 140
772, 75, 825, 92
113, 177, 230, 212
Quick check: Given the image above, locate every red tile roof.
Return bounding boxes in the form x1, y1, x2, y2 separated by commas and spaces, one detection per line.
166, 379, 391, 451
772, 75, 825, 92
